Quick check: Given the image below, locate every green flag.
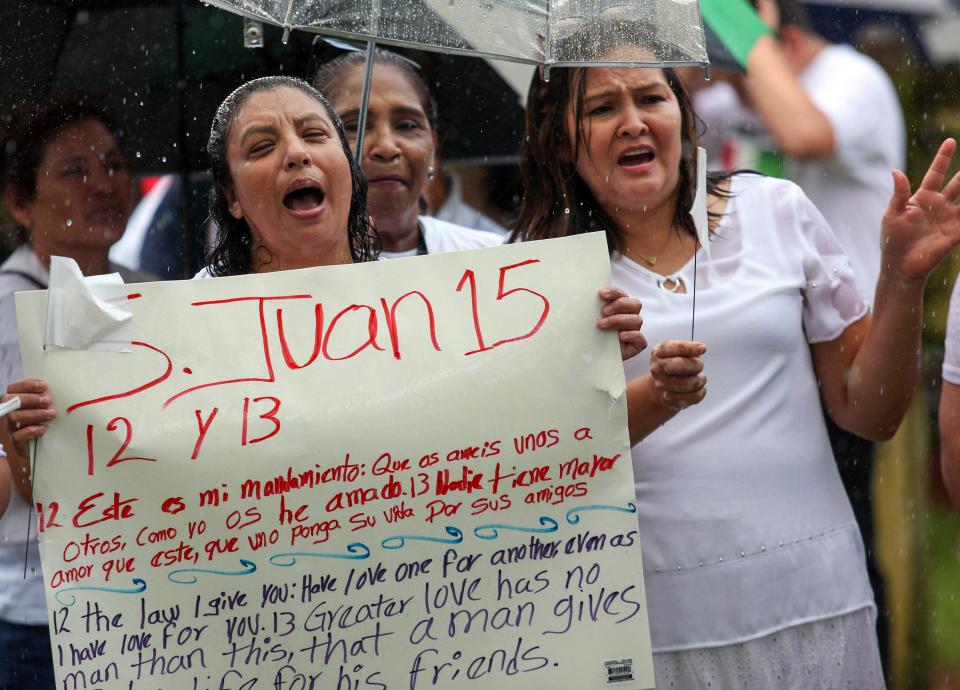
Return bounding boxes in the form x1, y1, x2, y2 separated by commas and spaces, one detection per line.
700, 0, 773, 67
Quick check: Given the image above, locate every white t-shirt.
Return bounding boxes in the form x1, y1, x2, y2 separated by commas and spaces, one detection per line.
791, 44, 905, 303
380, 216, 503, 259
0, 247, 151, 626
615, 175, 874, 651
944, 278, 960, 385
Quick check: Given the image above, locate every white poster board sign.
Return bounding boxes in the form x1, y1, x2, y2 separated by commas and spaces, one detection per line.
16, 233, 654, 690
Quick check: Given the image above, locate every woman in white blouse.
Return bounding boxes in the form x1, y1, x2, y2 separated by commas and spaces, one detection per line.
514, 31, 960, 689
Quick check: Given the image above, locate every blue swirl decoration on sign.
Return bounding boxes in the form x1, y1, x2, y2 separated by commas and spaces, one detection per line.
269, 542, 370, 567
565, 503, 637, 525
168, 559, 257, 585
381, 526, 463, 550
54, 577, 147, 607
474, 516, 559, 540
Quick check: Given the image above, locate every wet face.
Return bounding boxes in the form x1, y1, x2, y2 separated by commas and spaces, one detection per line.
327, 63, 436, 241
567, 65, 682, 221
7, 118, 132, 255
225, 86, 353, 270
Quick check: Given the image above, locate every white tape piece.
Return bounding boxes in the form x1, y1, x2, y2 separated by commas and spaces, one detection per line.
44, 256, 132, 352
691, 146, 710, 260
0, 396, 21, 420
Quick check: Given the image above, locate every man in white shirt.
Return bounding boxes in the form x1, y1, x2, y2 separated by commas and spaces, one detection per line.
702, 0, 906, 673
743, 0, 905, 297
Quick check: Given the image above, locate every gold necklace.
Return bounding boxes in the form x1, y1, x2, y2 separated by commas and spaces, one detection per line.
634, 229, 679, 267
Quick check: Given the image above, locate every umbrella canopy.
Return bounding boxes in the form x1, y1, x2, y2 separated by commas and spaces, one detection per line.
1, 0, 534, 168
206, 0, 708, 67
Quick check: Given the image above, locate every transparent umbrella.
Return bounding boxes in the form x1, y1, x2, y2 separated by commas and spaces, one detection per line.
205, 0, 708, 152
205, 0, 707, 66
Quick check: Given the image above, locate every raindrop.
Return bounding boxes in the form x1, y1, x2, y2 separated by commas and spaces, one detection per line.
161, 156, 168, 164
65, 219, 73, 227
564, 208, 570, 214
136, 152, 142, 159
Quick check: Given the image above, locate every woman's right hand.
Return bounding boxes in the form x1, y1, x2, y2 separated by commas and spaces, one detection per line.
649, 340, 708, 411
3, 379, 56, 458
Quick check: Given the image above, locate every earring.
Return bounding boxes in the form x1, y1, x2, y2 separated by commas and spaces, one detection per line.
426, 165, 435, 180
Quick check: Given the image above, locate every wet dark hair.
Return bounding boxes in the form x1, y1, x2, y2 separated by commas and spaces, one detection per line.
515, 27, 732, 251
1, 95, 118, 244
205, 76, 379, 276
313, 48, 439, 132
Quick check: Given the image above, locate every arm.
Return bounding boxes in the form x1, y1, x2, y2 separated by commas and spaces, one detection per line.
0, 416, 31, 503
626, 341, 707, 445
940, 382, 960, 509
0, 453, 10, 518
745, 35, 835, 158
812, 140, 960, 440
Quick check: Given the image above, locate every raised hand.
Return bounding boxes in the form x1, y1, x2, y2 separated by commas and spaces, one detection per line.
882, 138, 960, 281
597, 287, 647, 361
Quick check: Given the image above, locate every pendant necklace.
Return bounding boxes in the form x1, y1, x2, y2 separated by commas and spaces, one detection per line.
636, 228, 680, 267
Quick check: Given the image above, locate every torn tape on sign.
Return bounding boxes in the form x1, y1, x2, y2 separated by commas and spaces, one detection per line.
44, 256, 132, 352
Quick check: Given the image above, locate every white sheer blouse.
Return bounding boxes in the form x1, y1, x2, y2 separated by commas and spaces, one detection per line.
614, 175, 874, 651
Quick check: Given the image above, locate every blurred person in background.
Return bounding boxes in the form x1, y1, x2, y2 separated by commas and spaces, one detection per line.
423, 148, 509, 236
314, 49, 504, 258
0, 95, 152, 689
701, 0, 908, 667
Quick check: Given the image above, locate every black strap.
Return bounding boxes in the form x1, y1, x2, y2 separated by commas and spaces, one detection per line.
0, 270, 46, 290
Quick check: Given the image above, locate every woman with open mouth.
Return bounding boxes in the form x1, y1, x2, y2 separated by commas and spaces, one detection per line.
315, 49, 504, 259
515, 25, 960, 690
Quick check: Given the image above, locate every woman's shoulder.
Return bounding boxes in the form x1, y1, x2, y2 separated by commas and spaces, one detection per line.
724, 172, 805, 200
0, 246, 46, 296
720, 173, 817, 228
